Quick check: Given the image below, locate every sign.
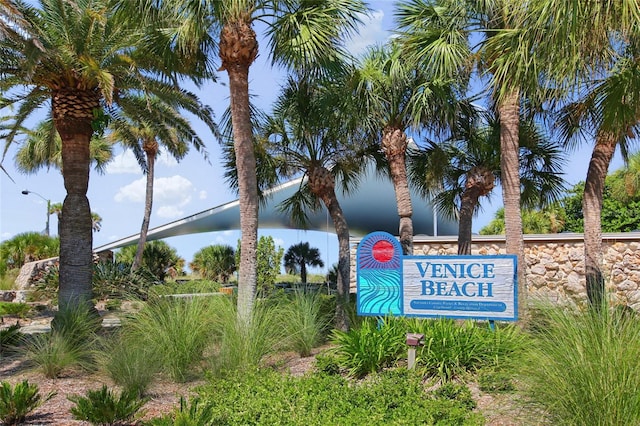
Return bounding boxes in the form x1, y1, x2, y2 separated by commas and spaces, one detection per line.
356, 231, 518, 321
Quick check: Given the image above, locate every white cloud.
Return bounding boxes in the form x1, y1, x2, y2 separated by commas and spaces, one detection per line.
106, 151, 142, 175
1, 232, 13, 241
114, 177, 146, 203
114, 175, 194, 219
346, 10, 387, 58
198, 190, 207, 200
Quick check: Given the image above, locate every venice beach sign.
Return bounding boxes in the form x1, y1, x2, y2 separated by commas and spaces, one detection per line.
356, 232, 518, 321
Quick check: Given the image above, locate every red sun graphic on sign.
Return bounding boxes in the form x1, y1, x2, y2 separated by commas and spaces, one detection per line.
372, 240, 394, 263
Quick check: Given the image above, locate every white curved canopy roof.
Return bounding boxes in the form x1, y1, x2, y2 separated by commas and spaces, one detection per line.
94, 173, 458, 252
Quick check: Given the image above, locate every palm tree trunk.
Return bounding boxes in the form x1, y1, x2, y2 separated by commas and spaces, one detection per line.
458, 187, 481, 255
382, 128, 413, 255
132, 150, 155, 271
54, 89, 98, 311
226, 66, 258, 324
320, 190, 351, 332
219, 19, 259, 324
583, 131, 617, 307
498, 90, 526, 314
300, 262, 307, 284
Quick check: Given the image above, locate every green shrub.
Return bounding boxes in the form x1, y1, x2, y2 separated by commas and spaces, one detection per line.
314, 352, 341, 375
431, 382, 476, 411
93, 262, 157, 300
158, 368, 483, 425
69, 385, 147, 425
0, 302, 31, 318
411, 318, 525, 382
280, 290, 332, 357
522, 303, 640, 425
0, 380, 55, 425
330, 316, 406, 377
0, 324, 23, 356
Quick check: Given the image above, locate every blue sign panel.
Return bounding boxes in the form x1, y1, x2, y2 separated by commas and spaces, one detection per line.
356, 232, 518, 321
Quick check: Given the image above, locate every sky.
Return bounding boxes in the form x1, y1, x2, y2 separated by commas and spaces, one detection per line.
0, 1, 626, 275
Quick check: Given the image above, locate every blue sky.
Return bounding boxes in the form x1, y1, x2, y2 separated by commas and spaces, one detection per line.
0, 2, 625, 274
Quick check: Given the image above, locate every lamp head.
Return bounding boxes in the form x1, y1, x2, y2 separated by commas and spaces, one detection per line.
21, 190, 29, 195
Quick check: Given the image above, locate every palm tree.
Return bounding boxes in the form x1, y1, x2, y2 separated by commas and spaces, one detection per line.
262, 74, 368, 330
353, 41, 459, 255
284, 242, 324, 284
395, 0, 542, 310
0, 0, 189, 310
554, 50, 640, 305
190, 244, 236, 283
522, 0, 640, 305
128, 0, 368, 322
410, 108, 566, 254
108, 93, 215, 271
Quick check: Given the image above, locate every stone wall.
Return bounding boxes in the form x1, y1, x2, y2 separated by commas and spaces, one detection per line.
350, 232, 640, 309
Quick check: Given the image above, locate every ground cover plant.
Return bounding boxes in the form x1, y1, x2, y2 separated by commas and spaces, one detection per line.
151, 368, 484, 425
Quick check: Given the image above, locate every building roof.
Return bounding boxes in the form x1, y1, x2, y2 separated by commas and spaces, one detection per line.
94, 173, 458, 252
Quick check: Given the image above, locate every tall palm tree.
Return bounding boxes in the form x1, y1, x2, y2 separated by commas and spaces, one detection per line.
0, 0, 189, 311
127, 0, 367, 322
395, 0, 541, 310
409, 108, 566, 254
108, 93, 215, 271
524, 0, 640, 305
262, 74, 368, 330
284, 242, 324, 284
555, 49, 640, 305
353, 41, 459, 255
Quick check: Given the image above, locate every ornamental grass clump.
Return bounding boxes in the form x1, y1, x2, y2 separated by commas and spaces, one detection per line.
522, 303, 640, 425
123, 296, 219, 382
207, 296, 288, 377
96, 332, 161, 397
23, 303, 99, 378
280, 290, 333, 357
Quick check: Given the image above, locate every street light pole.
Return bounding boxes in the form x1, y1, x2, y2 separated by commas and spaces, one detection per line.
21, 190, 51, 236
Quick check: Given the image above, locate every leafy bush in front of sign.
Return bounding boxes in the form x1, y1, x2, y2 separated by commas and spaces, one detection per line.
329, 316, 406, 377
153, 368, 484, 425
408, 318, 526, 381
